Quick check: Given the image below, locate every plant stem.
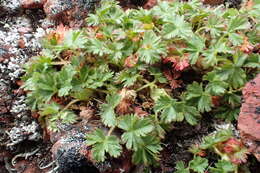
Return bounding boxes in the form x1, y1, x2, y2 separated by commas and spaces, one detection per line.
62, 99, 80, 112
51, 61, 70, 65
136, 81, 156, 92
107, 126, 115, 136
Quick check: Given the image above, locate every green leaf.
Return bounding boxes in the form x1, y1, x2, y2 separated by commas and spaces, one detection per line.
210, 160, 236, 173
63, 31, 87, 49
185, 82, 213, 112
204, 72, 228, 95
87, 38, 111, 56
206, 15, 224, 38
137, 31, 166, 64
118, 115, 154, 150
132, 136, 162, 165
116, 68, 141, 87
59, 110, 77, 124
200, 129, 233, 149
77, 65, 113, 89
57, 65, 77, 97
162, 15, 193, 39
86, 129, 122, 162
175, 161, 190, 173
40, 102, 60, 116
186, 35, 205, 64
202, 40, 232, 67
182, 104, 201, 126
227, 16, 250, 33
216, 65, 246, 89
228, 33, 243, 46
189, 156, 208, 173
100, 94, 121, 127
223, 93, 241, 107
148, 67, 167, 84
215, 107, 240, 121
154, 96, 183, 123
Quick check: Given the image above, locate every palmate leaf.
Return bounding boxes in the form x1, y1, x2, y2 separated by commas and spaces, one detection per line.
40, 102, 77, 131
57, 65, 77, 97
100, 94, 121, 127
132, 136, 162, 165
227, 16, 251, 33
200, 129, 233, 150
228, 33, 243, 46
154, 96, 183, 123
116, 66, 143, 87
181, 104, 201, 126
185, 82, 213, 113
86, 129, 122, 162
75, 65, 113, 90
189, 156, 208, 173
215, 64, 246, 89
63, 31, 88, 49
204, 72, 228, 96
40, 102, 60, 116
162, 15, 193, 39
118, 114, 154, 150
137, 31, 166, 64
215, 106, 240, 121
175, 161, 190, 173
185, 35, 205, 64
210, 160, 236, 173
86, 38, 111, 56
206, 15, 225, 38
59, 110, 77, 124
202, 40, 232, 67
155, 96, 200, 125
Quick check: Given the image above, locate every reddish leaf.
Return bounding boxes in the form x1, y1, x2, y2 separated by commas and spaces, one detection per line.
116, 88, 136, 115
240, 37, 254, 54
124, 54, 138, 68
163, 54, 190, 71
211, 96, 221, 107
222, 138, 242, 153
134, 106, 149, 117
163, 70, 182, 89
47, 24, 70, 44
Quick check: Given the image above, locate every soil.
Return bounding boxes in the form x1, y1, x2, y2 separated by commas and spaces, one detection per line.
0, 0, 259, 173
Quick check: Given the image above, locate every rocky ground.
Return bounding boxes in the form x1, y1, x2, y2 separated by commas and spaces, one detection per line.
0, 0, 259, 173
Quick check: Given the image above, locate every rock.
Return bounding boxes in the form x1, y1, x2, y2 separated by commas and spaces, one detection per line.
21, 0, 46, 9
50, 121, 133, 173
143, 0, 157, 9
43, 0, 100, 23
238, 74, 260, 161
51, 126, 100, 173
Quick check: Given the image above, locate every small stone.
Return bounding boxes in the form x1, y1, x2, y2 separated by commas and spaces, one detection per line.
18, 27, 33, 34
18, 39, 25, 48
21, 0, 46, 9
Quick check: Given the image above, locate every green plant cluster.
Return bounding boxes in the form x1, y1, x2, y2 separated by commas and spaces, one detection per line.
22, 0, 259, 166
176, 129, 249, 173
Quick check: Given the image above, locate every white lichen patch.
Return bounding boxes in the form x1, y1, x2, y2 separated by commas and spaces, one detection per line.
1, 0, 21, 11
7, 121, 41, 146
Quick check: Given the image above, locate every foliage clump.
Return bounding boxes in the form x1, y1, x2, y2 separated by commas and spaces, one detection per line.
22, 0, 259, 167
